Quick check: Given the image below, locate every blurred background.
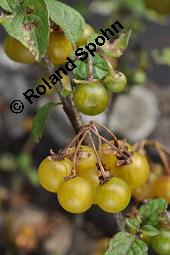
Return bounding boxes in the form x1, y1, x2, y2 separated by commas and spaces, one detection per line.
0, 0, 170, 254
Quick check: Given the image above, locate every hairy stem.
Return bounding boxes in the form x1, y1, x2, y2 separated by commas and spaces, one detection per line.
114, 213, 126, 231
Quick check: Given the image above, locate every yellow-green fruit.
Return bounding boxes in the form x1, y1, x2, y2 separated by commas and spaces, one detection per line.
4, 36, 35, 64
74, 145, 97, 174
95, 177, 131, 213
113, 152, 150, 189
74, 81, 109, 116
77, 24, 95, 47
38, 156, 72, 193
132, 168, 160, 201
154, 175, 170, 203
132, 181, 156, 201
78, 168, 99, 198
151, 227, 170, 255
101, 141, 133, 174
57, 177, 94, 213
48, 31, 73, 65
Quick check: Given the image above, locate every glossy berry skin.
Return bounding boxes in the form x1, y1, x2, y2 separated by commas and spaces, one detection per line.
113, 152, 150, 189
78, 167, 99, 192
95, 177, 131, 213
77, 24, 95, 47
74, 81, 109, 116
154, 175, 170, 203
47, 31, 73, 65
105, 72, 127, 93
57, 177, 94, 213
4, 36, 35, 64
132, 169, 160, 201
74, 145, 97, 174
38, 156, 72, 193
101, 141, 132, 174
101, 143, 117, 173
132, 182, 155, 201
151, 228, 170, 255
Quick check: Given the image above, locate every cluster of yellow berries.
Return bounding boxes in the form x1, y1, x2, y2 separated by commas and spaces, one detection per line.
38, 143, 150, 214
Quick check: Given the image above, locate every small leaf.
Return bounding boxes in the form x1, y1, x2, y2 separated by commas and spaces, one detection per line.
0, 0, 16, 12
103, 30, 132, 58
93, 54, 109, 79
73, 60, 87, 80
104, 232, 148, 255
126, 216, 142, 232
138, 198, 168, 226
73, 54, 109, 80
44, 0, 85, 43
114, 30, 132, 49
141, 225, 160, 237
59, 87, 71, 97
32, 102, 56, 143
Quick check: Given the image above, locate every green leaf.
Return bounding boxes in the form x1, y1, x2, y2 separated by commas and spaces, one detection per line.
0, 0, 17, 12
73, 60, 87, 80
126, 216, 142, 232
103, 30, 132, 58
93, 54, 109, 79
104, 232, 148, 255
1, 0, 49, 61
114, 30, 132, 49
32, 102, 56, 143
138, 198, 168, 226
141, 225, 160, 237
73, 54, 109, 80
44, 0, 85, 43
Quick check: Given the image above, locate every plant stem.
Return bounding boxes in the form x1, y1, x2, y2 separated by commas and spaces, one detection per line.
43, 56, 126, 233
114, 212, 126, 231
87, 53, 93, 81
59, 93, 83, 133
43, 57, 84, 133
88, 132, 109, 179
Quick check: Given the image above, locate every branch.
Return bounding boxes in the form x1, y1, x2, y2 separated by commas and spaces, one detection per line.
59, 93, 83, 133
43, 57, 84, 133
43, 56, 126, 233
